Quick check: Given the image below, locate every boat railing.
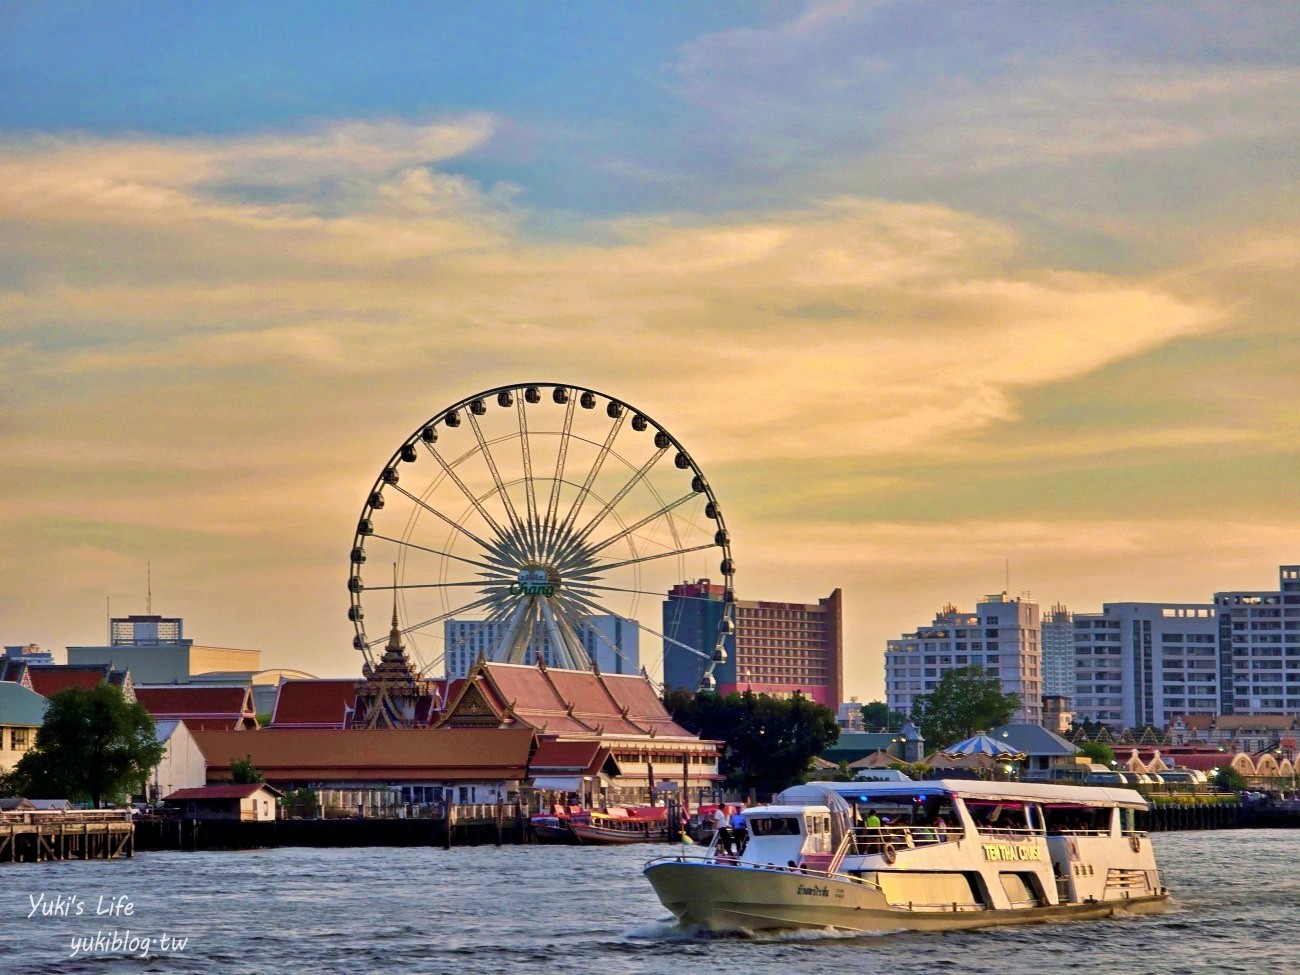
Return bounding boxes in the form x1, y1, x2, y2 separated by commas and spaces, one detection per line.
848, 824, 952, 852
643, 852, 885, 892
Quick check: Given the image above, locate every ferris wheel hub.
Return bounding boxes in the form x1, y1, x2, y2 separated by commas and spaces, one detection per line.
512, 563, 561, 597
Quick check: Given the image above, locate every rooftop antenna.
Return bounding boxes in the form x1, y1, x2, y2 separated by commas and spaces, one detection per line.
146, 562, 152, 615
1005, 558, 1010, 595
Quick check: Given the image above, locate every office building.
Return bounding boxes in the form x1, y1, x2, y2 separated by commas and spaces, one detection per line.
662, 581, 843, 709
884, 593, 1041, 725
442, 614, 639, 679
67, 614, 261, 684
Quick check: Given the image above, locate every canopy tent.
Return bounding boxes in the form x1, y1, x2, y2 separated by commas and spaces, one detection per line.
942, 733, 1027, 762
922, 751, 995, 771
849, 749, 901, 770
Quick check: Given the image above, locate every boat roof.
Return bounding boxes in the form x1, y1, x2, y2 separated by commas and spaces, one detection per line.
815, 779, 1148, 810
744, 805, 826, 817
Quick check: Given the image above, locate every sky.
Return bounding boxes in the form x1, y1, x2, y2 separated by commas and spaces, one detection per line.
1, 0, 1298, 702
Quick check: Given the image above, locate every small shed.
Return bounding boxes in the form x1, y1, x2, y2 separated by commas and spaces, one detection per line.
163, 783, 282, 821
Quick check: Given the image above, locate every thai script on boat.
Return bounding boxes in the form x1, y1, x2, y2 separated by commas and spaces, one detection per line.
982, 843, 1042, 862
796, 884, 830, 897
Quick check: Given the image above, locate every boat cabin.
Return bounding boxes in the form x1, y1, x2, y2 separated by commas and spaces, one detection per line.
740, 805, 834, 867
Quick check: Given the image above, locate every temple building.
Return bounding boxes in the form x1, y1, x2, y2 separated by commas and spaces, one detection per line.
437, 657, 721, 802
351, 603, 440, 729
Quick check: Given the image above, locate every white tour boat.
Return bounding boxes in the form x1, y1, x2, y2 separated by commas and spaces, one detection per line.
643, 780, 1169, 933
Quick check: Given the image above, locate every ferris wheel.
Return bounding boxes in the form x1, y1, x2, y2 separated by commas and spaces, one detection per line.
347, 383, 734, 691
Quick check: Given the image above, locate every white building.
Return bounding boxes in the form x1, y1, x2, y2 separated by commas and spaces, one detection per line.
1073, 603, 1217, 730
148, 719, 207, 804
67, 614, 262, 684
884, 593, 1042, 725
1214, 565, 1300, 716
1041, 604, 1076, 703
443, 614, 640, 678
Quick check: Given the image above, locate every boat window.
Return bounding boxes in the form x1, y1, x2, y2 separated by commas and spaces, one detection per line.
1041, 804, 1114, 834
965, 801, 1031, 834
749, 816, 800, 836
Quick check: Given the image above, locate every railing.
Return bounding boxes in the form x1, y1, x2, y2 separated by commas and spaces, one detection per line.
643, 851, 885, 892
0, 810, 133, 825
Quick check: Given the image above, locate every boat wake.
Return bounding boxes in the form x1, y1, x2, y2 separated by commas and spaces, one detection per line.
622, 918, 888, 944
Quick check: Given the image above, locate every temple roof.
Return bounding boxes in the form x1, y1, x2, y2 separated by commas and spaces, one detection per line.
270, 679, 357, 729
135, 684, 258, 730
438, 659, 699, 741
192, 727, 536, 782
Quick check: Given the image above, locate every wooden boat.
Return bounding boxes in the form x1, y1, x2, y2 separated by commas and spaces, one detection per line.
529, 803, 587, 843
644, 780, 1169, 933
572, 805, 669, 844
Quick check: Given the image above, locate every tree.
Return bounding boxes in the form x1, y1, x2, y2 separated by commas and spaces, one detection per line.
1078, 741, 1116, 767
1214, 767, 1247, 793
860, 700, 905, 731
230, 756, 265, 784
9, 685, 165, 807
664, 689, 840, 796
909, 666, 1021, 751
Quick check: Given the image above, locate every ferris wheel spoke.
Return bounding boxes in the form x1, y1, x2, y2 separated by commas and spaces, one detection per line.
516, 398, 540, 554
566, 541, 717, 579
578, 491, 699, 559
364, 580, 508, 591
420, 441, 510, 542
386, 482, 502, 557
369, 533, 508, 576
542, 394, 577, 557
467, 410, 529, 550
556, 444, 670, 561
366, 593, 502, 649
550, 411, 626, 558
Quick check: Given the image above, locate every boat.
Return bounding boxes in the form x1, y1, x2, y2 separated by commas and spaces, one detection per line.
529, 803, 588, 843
571, 805, 669, 844
643, 779, 1169, 933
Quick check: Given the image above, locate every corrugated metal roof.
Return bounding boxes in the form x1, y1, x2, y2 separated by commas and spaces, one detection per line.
0, 681, 46, 727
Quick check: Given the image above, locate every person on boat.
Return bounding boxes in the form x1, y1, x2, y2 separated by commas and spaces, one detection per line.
713, 805, 732, 854
864, 808, 882, 853
729, 807, 747, 855
935, 816, 949, 842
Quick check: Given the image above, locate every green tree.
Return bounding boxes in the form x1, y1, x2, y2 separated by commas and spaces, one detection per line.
9, 685, 165, 807
1214, 767, 1247, 793
1077, 741, 1116, 766
834, 760, 853, 782
909, 666, 1020, 751
860, 700, 905, 731
282, 787, 320, 818
664, 689, 840, 796
230, 756, 265, 784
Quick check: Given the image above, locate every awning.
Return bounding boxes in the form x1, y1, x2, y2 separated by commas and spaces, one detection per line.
530, 776, 588, 790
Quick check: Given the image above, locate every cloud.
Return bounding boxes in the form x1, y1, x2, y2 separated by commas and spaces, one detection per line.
0, 110, 1293, 687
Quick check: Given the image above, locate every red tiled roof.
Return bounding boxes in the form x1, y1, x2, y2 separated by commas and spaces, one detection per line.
28, 667, 110, 697
135, 685, 256, 730
164, 784, 282, 801
270, 680, 357, 729
530, 740, 604, 771
192, 728, 536, 782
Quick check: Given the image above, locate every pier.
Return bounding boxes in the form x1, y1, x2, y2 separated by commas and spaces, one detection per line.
0, 810, 134, 863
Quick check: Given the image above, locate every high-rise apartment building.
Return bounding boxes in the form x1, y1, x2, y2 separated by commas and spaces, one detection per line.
884, 593, 1041, 725
1214, 565, 1300, 715
662, 581, 843, 708
1072, 603, 1217, 730
1041, 603, 1076, 702
442, 615, 639, 679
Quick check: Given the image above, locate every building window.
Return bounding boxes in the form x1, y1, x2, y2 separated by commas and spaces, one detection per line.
10, 728, 31, 751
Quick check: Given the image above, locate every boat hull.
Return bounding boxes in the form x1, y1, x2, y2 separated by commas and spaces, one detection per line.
572, 823, 668, 844
644, 860, 1168, 934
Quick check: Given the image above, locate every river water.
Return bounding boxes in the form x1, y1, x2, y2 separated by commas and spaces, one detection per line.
1, 830, 1295, 975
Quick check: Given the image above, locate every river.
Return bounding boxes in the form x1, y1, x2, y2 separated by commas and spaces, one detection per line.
1, 830, 1295, 974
